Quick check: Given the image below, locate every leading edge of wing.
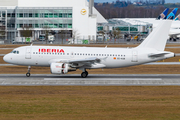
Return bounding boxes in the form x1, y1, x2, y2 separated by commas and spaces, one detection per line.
48, 57, 104, 64
68, 57, 99, 63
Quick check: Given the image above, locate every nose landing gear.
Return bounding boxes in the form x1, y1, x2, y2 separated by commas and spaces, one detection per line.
26, 66, 31, 77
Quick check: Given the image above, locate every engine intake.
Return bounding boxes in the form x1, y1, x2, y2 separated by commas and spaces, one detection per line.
50, 63, 76, 74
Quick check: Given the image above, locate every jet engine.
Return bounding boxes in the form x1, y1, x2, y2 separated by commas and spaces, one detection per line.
50, 63, 76, 74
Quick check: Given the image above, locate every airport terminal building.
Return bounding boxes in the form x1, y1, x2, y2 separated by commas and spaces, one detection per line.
0, 0, 107, 42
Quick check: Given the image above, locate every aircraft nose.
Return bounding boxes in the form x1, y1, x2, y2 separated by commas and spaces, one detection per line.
3, 54, 10, 63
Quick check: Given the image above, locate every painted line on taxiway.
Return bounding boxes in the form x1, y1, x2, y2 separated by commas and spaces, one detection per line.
44, 78, 162, 81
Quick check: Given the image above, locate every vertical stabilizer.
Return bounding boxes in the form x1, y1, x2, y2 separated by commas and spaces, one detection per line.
137, 20, 172, 51
175, 14, 180, 21
156, 8, 169, 20
165, 8, 178, 19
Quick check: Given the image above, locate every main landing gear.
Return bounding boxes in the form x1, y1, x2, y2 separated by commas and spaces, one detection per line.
26, 66, 31, 77
81, 71, 88, 78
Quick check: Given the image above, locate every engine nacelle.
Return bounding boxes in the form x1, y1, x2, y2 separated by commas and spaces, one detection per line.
50, 63, 70, 74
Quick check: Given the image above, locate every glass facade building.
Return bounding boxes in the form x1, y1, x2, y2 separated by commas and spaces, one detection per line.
0, 0, 100, 43
0, 7, 73, 41
16, 7, 73, 29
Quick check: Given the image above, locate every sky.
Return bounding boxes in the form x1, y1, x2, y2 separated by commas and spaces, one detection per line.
94, 0, 180, 3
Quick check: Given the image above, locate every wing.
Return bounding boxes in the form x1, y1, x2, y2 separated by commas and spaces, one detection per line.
48, 57, 107, 68
169, 33, 180, 37
68, 57, 99, 63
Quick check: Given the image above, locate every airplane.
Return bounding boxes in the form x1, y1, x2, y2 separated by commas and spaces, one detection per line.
119, 8, 180, 41
123, 8, 178, 26
3, 20, 175, 78
169, 27, 180, 41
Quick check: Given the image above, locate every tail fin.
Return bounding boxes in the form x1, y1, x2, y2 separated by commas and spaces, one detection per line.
165, 8, 178, 20
137, 20, 172, 51
175, 14, 180, 21
156, 8, 169, 20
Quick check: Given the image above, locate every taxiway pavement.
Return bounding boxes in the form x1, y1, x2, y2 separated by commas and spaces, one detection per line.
0, 74, 180, 86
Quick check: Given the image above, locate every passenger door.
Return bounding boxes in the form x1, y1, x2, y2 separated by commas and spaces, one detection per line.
25, 47, 31, 59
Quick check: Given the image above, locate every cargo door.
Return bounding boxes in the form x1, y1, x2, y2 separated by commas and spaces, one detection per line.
132, 51, 138, 62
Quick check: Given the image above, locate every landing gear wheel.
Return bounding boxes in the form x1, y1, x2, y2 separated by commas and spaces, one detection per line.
26, 73, 31, 77
85, 71, 88, 76
81, 71, 88, 78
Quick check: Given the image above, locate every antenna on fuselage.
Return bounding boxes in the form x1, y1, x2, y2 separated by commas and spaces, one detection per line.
30, 43, 33, 46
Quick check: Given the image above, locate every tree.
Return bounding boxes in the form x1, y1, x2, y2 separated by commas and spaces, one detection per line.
95, 3, 166, 19
0, 26, 6, 40
98, 30, 106, 43
43, 25, 51, 44
72, 29, 80, 44
58, 30, 67, 45
20, 25, 32, 44
112, 28, 121, 44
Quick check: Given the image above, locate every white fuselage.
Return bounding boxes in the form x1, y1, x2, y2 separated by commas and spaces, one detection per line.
3, 46, 174, 69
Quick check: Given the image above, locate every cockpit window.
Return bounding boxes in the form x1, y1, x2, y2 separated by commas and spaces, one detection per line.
11, 50, 19, 54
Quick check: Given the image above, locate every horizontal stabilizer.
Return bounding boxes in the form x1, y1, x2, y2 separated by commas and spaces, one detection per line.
148, 52, 170, 57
